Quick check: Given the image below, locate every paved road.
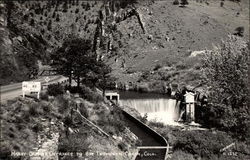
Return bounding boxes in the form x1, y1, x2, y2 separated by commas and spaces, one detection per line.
0, 76, 67, 102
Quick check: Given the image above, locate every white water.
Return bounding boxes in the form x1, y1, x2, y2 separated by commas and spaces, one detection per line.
120, 98, 180, 125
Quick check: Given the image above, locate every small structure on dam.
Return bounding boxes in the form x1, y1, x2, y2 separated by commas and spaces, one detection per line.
104, 91, 120, 104
184, 92, 195, 122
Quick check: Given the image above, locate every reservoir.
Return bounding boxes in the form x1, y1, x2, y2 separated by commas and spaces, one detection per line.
119, 91, 180, 125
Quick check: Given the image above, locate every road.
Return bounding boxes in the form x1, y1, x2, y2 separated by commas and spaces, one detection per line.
0, 76, 67, 102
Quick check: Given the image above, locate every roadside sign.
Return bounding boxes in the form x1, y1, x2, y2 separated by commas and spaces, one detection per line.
22, 81, 41, 99
44, 76, 50, 83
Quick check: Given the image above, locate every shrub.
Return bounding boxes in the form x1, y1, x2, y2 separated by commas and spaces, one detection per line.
32, 123, 43, 133
220, 1, 224, 7
171, 150, 195, 160
47, 83, 64, 96
40, 91, 48, 100
63, 116, 73, 127
153, 64, 162, 71
234, 26, 244, 37
202, 36, 249, 140
57, 95, 69, 114
148, 121, 165, 128
79, 103, 89, 118
140, 113, 148, 123
75, 8, 79, 14
29, 104, 39, 116
118, 142, 128, 151
173, 130, 233, 159
42, 103, 51, 113
66, 85, 104, 103
58, 134, 89, 156
56, 14, 60, 22
0, 142, 11, 159
173, 0, 180, 5
180, 0, 189, 6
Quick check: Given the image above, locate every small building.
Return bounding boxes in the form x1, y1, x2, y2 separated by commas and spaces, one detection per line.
104, 91, 120, 104
184, 92, 195, 122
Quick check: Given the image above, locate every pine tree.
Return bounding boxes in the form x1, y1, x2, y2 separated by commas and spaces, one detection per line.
180, 0, 189, 6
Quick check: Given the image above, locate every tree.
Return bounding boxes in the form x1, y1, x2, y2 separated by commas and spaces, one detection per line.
51, 38, 94, 87
56, 14, 60, 22
180, 0, 189, 6
173, 0, 180, 5
30, 18, 35, 26
47, 19, 52, 30
234, 26, 244, 37
202, 35, 249, 140
51, 38, 114, 92
202, 35, 249, 107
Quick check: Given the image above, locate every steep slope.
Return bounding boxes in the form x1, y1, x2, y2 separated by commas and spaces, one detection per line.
107, 0, 249, 84
0, 1, 102, 85
0, 0, 249, 87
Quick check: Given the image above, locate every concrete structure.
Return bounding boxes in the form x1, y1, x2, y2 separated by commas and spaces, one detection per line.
104, 91, 119, 104
184, 92, 195, 122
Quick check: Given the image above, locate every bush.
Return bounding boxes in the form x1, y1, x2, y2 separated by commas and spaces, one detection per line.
0, 142, 11, 159
180, 0, 189, 6
63, 116, 73, 127
173, 130, 233, 159
40, 91, 48, 100
171, 150, 195, 160
153, 64, 162, 71
173, 0, 180, 5
197, 103, 250, 142
42, 103, 51, 113
234, 26, 244, 37
57, 95, 69, 114
58, 134, 89, 157
118, 142, 128, 151
202, 37, 249, 140
47, 83, 64, 96
148, 121, 165, 128
79, 103, 89, 118
29, 104, 39, 116
32, 123, 43, 133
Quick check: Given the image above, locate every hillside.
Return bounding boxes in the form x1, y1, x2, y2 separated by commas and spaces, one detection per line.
0, 0, 249, 88
107, 0, 249, 86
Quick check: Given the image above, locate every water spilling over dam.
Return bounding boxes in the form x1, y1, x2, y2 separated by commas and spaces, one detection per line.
119, 91, 180, 125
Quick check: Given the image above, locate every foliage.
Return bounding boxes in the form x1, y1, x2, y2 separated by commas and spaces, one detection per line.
79, 103, 89, 118
47, 83, 64, 96
234, 26, 244, 37
58, 134, 89, 158
173, 0, 180, 5
202, 36, 249, 107
171, 150, 195, 160
97, 106, 126, 134
65, 85, 104, 103
141, 113, 148, 123
197, 103, 250, 142
148, 121, 165, 128
201, 35, 250, 140
51, 37, 113, 89
86, 60, 116, 95
180, 0, 189, 6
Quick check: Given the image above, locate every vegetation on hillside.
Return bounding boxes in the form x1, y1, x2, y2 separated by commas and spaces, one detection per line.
200, 36, 250, 141
0, 85, 138, 159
